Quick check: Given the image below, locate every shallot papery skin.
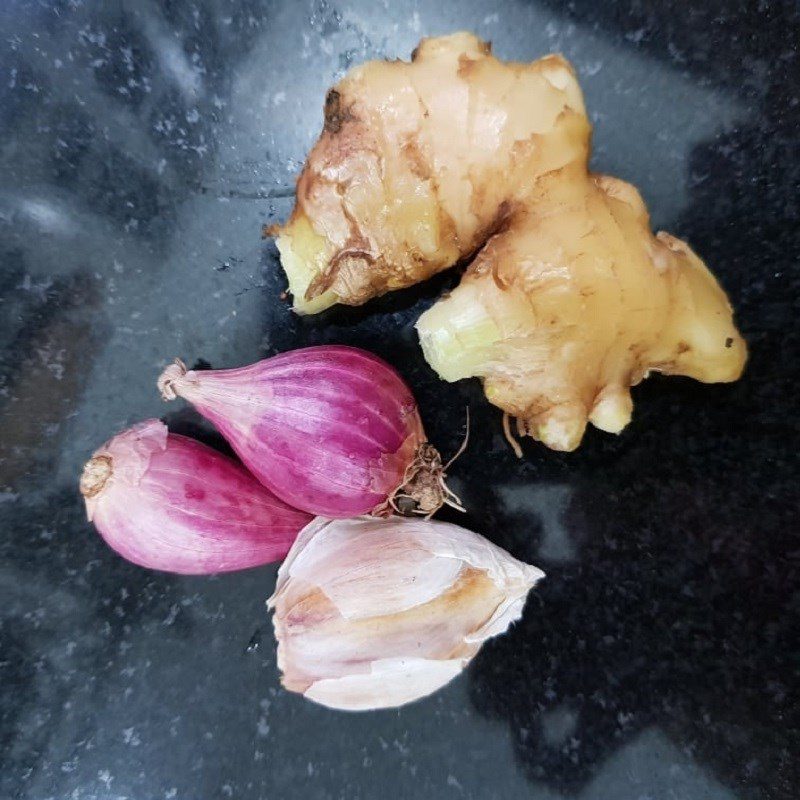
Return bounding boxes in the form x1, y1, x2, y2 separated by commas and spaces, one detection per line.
158, 346, 436, 518
79, 419, 312, 574
267, 516, 544, 711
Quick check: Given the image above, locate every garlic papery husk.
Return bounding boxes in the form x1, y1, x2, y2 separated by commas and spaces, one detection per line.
158, 346, 457, 518
80, 420, 312, 574
267, 516, 544, 711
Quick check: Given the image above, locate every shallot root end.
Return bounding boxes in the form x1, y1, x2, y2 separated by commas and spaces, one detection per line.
79, 455, 113, 498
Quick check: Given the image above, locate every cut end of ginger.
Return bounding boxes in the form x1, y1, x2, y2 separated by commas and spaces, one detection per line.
417, 282, 507, 382
275, 214, 338, 315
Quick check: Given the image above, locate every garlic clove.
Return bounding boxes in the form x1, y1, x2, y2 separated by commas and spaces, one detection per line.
275, 567, 502, 686
277, 518, 464, 620
304, 658, 466, 711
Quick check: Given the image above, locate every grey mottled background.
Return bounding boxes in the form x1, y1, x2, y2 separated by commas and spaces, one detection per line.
1, 1, 798, 799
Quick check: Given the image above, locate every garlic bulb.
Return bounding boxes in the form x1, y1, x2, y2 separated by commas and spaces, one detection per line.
268, 516, 544, 711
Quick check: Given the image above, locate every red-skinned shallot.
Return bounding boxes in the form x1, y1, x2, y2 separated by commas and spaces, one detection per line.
80, 419, 312, 574
158, 346, 462, 518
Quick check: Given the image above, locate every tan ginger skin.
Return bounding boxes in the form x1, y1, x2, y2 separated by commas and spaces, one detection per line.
272, 32, 747, 451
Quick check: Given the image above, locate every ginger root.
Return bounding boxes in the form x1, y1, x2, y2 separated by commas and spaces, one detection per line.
274, 32, 747, 449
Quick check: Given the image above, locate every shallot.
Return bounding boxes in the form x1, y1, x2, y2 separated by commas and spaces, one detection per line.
80, 419, 311, 574
268, 516, 544, 711
158, 346, 462, 518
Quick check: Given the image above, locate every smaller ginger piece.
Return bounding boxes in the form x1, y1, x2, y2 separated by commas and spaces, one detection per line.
417, 163, 747, 450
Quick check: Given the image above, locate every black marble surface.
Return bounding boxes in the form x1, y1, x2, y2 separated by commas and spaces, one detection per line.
1, 1, 798, 798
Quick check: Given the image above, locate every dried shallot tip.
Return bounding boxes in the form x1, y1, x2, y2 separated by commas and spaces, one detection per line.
386, 408, 470, 518
157, 345, 460, 519
80, 419, 311, 575
268, 516, 544, 711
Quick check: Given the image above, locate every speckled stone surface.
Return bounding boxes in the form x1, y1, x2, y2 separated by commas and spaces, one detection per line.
1, 1, 798, 798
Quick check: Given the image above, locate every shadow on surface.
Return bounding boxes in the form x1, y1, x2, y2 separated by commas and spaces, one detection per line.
467, 3, 800, 798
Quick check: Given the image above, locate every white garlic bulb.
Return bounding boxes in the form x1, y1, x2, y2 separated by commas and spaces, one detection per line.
268, 516, 544, 711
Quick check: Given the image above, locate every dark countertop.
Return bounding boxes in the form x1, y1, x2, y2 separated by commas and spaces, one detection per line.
1, 1, 798, 798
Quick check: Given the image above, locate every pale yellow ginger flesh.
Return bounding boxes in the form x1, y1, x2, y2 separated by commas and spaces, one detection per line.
274, 32, 747, 449
417, 162, 747, 450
